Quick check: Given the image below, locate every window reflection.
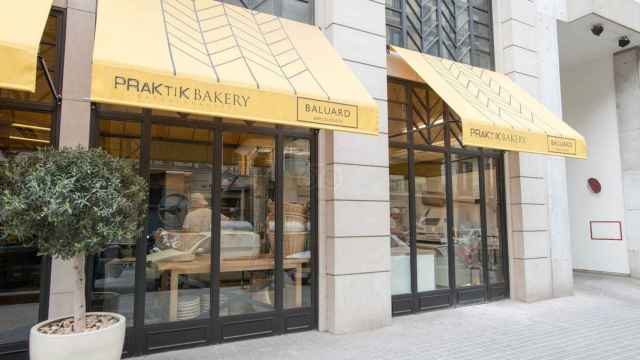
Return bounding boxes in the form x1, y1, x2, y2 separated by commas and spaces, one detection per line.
283, 138, 312, 308
219, 132, 275, 316
389, 148, 410, 295
145, 124, 213, 324
451, 155, 484, 287
414, 151, 448, 291
91, 119, 141, 326
485, 157, 504, 284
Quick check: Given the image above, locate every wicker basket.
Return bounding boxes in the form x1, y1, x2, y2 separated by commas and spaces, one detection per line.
268, 202, 307, 216
267, 231, 308, 257
283, 202, 307, 215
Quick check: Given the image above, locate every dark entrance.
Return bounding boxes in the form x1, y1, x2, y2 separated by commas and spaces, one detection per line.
89, 107, 318, 356
387, 78, 509, 315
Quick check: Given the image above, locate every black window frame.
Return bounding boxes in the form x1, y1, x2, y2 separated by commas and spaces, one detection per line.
388, 77, 509, 316
0, 7, 66, 360
386, 0, 495, 69
89, 106, 319, 356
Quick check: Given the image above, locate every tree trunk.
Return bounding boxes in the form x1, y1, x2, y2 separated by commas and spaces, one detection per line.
72, 254, 86, 333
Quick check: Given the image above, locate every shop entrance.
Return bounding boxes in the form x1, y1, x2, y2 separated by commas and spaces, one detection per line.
388, 79, 509, 315
88, 108, 317, 355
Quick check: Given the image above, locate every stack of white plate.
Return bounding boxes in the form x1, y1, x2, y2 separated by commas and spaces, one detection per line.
177, 295, 201, 321
200, 294, 210, 315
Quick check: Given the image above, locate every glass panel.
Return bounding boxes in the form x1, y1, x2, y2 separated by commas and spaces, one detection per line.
0, 247, 41, 345
98, 119, 142, 160
386, 8, 402, 27
0, 110, 53, 344
387, 82, 407, 143
283, 138, 311, 309
471, 0, 490, 11
412, 88, 445, 147
473, 51, 492, 69
474, 37, 492, 53
386, 0, 402, 10
92, 119, 142, 326
281, 0, 313, 24
485, 157, 504, 284
475, 22, 490, 38
448, 110, 466, 148
220, 132, 275, 316
414, 150, 449, 291
387, 27, 403, 47
451, 154, 483, 288
0, 110, 52, 153
389, 147, 411, 295
145, 124, 213, 324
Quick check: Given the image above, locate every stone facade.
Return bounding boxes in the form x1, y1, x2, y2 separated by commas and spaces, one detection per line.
494, 0, 574, 302
45, 0, 581, 333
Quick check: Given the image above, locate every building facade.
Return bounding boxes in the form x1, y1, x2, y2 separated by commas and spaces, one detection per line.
3, 0, 635, 359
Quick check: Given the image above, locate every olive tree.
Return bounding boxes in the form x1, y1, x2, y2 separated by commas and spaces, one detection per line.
0, 147, 147, 333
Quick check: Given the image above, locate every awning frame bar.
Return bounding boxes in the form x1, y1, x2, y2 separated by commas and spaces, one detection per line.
38, 55, 61, 105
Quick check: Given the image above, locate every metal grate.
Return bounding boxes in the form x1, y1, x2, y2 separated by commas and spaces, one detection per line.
386, 0, 494, 69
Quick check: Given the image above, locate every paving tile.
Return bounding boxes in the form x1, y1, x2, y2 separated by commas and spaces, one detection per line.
139, 273, 640, 360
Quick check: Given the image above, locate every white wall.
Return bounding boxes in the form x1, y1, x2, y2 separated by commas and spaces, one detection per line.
561, 56, 631, 275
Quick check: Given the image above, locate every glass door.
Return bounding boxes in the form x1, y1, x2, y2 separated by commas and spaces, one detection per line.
388, 76, 508, 315
90, 108, 318, 354
144, 124, 214, 325
414, 151, 449, 294
218, 132, 275, 317
450, 154, 485, 303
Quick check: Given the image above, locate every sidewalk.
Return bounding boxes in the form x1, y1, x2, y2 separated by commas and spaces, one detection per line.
141, 272, 640, 360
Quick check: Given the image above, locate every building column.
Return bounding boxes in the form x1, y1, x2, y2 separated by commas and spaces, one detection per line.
494, 0, 573, 301
49, 0, 96, 318
315, 1, 392, 333
613, 48, 640, 279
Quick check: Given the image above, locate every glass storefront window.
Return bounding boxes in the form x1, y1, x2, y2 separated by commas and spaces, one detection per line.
385, 0, 494, 70
389, 147, 411, 295
219, 132, 275, 316
388, 81, 407, 144
451, 154, 483, 288
145, 124, 214, 324
414, 150, 448, 291
91, 108, 317, 347
387, 79, 507, 313
91, 119, 142, 326
283, 137, 312, 309
485, 157, 504, 284
0, 230, 42, 345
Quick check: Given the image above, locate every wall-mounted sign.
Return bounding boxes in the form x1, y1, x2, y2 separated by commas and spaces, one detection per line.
590, 221, 623, 241
588, 178, 602, 194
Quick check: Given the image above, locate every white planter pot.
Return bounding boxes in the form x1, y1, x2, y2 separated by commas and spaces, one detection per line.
29, 312, 126, 360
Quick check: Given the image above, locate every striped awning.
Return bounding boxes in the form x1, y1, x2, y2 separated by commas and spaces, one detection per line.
388, 46, 587, 158
90, 0, 379, 134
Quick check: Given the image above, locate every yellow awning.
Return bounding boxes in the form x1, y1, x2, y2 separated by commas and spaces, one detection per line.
388, 46, 587, 159
0, 0, 53, 92
91, 0, 378, 135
